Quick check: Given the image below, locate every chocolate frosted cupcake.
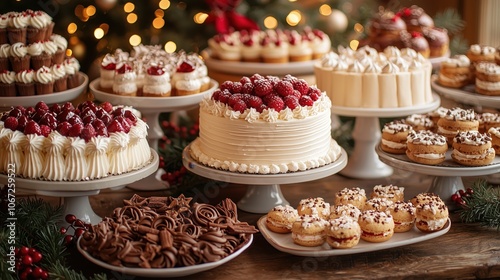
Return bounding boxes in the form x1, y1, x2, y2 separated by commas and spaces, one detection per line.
7, 12, 29, 44
28, 41, 51, 70
0, 70, 16, 96
9, 42, 30, 72
0, 44, 10, 71
34, 66, 54, 95
15, 69, 35, 96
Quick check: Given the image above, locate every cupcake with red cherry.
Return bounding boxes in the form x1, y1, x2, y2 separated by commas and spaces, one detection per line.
171, 60, 201, 96
113, 62, 137, 96
142, 62, 171, 97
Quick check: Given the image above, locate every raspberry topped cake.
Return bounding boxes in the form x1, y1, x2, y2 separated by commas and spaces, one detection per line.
189, 74, 342, 174
0, 101, 151, 181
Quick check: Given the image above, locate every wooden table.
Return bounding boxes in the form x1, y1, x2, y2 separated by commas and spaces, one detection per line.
55, 168, 500, 280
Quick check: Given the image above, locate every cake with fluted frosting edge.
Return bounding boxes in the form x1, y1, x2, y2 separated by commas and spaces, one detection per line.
0, 100, 151, 181
314, 45, 433, 108
189, 74, 342, 174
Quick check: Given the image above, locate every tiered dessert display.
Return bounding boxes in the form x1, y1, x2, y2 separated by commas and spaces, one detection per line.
315, 45, 440, 178
0, 101, 159, 224
0, 10, 88, 108
89, 46, 218, 190
183, 74, 347, 213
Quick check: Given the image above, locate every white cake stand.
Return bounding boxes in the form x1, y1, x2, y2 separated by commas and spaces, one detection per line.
0, 73, 89, 109
0, 149, 159, 224
182, 144, 348, 214
89, 78, 218, 191
376, 145, 500, 210
332, 94, 440, 179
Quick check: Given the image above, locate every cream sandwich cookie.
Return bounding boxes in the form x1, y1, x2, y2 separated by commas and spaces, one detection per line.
291, 215, 328, 247
359, 210, 394, 243
266, 205, 299, 233
415, 200, 449, 232
371, 184, 405, 202
326, 216, 361, 249
406, 130, 448, 165
388, 201, 416, 232
451, 130, 495, 166
381, 120, 413, 154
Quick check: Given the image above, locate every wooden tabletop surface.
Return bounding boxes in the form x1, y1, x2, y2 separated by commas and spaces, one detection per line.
43, 168, 499, 280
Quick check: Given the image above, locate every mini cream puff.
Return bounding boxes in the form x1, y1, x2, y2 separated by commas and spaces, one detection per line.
380, 120, 413, 154
291, 215, 328, 247
266, 205, 299, 233
388, 201, 416, 233
326, 216, 361, 249
359, 210, 395, 243
415, 201, 449, 232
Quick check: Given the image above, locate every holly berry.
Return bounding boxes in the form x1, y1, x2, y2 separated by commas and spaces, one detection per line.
65, 214, 77, 224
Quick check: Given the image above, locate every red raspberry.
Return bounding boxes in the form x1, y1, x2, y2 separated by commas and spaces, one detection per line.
283, 96, 300, 110
232, 99, 247, 113
107, 119, 124, 133
250, 73, 264, 83
50, 103, 61, 114
218, 89, 231, 104
266, 75, 280, 86
232, 82, 243, 93
240, 76, 251, 84
116, 116, 131, 133
57, 122, 72, 136
4, 116, 18, 131
299, 95, 314, 106
292, 79, 309, 95
283, 74, 298, 83
124, 110, 137, 124
211, 89, 223, 101
256, 104, 268, 113
17, 115, 29, 132
81, 124, 96, 142
241, 82, 254, 95
254, 79, 273, 97
227, 93, 244, 107
9, 108, 23, 118
62, 102, 75, 112
290, 90, 302, 99
40, 113, 58, 130
100, 102, 113, 113
246, 95, 263, 109
265, 95, 285, 112
35, 101, 49, 112
68, 123, 83, 137
40, 125, 52, 137
308, 86, 321, 101
24, 120, 42, 136
274, 80, 294, 97
220, 81, 235, 93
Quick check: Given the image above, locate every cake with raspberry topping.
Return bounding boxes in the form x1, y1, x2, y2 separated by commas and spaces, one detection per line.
189, 74, 342, 174
0, 101, 151, 181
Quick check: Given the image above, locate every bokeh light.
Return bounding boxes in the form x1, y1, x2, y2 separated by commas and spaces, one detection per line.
124, 2, 135, 13
94, 28, 104, 39
354, 23, 364, 33
129, 34, 141, 46
164, 41, 177, 53
152, 17, 165, 29
159, 0, 171, 10
319, 4, 332, 16
286, 10, 302, 26
127, 13, 138, 24
350, 40, 359, 50
194, 12, 208, 24
67, 23, 77, 34
263, 16, 278, 29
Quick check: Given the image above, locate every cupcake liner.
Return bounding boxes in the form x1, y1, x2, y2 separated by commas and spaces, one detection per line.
54, 77, 67, 92
7, 27, 27, 45
0, 57, 9, 71
26, 26, 47, 44
67, 74, 80, 89
0, 83, 16, 96
16, 82, 35, 96
9, 55, 31, 72
44, 22, 55, 40
52, 50, 65, 65
31, 53, 52, 70
0, 29, 7, 45
35, 81, 54, 95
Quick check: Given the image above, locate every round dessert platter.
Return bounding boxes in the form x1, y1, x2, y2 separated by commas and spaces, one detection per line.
0, 149, 159, 225
257, 215, 450, 257
201, 49, 317, 76
182, 144, 348, 214
0, 72, 89, 109
90, 78, 218, 191
375, 145, 500, 210
332, 93, 441, 179
429, 52, 450, 70
77, 234, 253, 278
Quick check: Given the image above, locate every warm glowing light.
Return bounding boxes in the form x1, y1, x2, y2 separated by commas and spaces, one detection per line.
99, 23, 109, 34
288, 0, 297, 2
124, 2, 135, 13
97, 39, 108, 52
164, 41, 176, 53
65, 49, 72, 57
69, 37, 79, 45
194, 12, 208, 24
354, 23, 364, 33
286, 10, 302, 26
152, 17, 165, 29
263, 16, 278, 29
94, 28, 104, 39
350, 40, 359, 50
319, 4, 332, 16
67, 23, 77, 34
86, 5, 96, 16
159, 0, 171, 10
75, 5, 84, 17
155, 9, 165, 18
130, 34, 141, 46
127, 13, 138, 24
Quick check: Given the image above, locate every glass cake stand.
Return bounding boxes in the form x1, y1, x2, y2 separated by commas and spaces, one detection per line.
375, 145, 500, 210
89, 78, 218, 191
332, 93, 440, 179
0, 149, 159, 224
182, 144, 348, 214
0, 72, 89, 109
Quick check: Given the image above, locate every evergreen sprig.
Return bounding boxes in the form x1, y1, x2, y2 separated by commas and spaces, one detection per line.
459, 180, 500, 230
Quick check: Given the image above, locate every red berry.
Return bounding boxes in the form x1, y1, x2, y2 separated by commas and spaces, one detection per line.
265, 95, 285, 112
240, 76, 251, 84
112, 107, 125, 117
40, 125, 52, 137
68, 115, 83, 126
107, 119, 124, 133
116, 116, 131, 133
75, 227, 85, 237
177, 61, 195, 73
283, 95, 300, 110
62, 102, 75, 112
299, 95, 314, 106
246, 95, 263, 109
57, 109, 75, 122
232, 99, 247, 113
64, 235, 74, 245
253, 79, 273, 97
220, 81, 235, 93
116, 63, 133, 74
68, 123, 83, 137
9, 107, 23, 118
24, 120, 42, 135
60, 226, 67, 234
466, 187, 474, 195
308, 86, 321, 101
57, 122, 72, 136
19, 246, 29, 256
40, 270, 49, 280
124, 110, 137, 124
65, 214, 77, 224
35, 101, 49, 112
232, 81, 243, 93
241, 82, 254, 95
81, 124, 96, 142
22, 255, 32, 266
51, 103, 62, 114
292, 79, 309, 95
227, 93, 244, 107
30, 251, 42, 263
100, 102, 113, 113
458, 189, 466, 197
147, 65, 165, 75
32, 267, 44, 278
274, 80, 294, 97
40, 113, 57, 129
4, 116, 18, 131
250, 73, 264, 82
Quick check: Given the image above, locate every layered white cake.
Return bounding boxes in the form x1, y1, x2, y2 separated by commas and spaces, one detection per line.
315, 46, 433, 108
190, 74, 342, 174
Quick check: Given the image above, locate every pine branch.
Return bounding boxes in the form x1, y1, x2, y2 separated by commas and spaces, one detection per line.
50, 260, 107, 280
433, 8, 466, 35
459, 180, 500, 230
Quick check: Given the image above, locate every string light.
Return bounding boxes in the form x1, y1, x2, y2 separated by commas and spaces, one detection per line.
129, 34, 141, 46
67, 23, 77, 34
159, 0, 171, 10
155, 9, 165, 17
127, 13, 138, 24
152, 17, 165, 29
164, 41, 176, 53
124, 2, 135, 13
319, 4, 332, 16
286, 10, 302, 26
194, 12, 208, 24
350, 40, 359, 50
85, 5, 96, 17
263, 16, 278, 29
354, 23, 364, 33
94, 28, 104, 39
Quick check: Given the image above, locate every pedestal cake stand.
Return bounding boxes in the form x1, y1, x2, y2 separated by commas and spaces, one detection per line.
89, 78, 218, 190
0, 72, 89, 109
376, 146, 500, 210
182, 145, 348, 214
332, 94, 440, 179
0, 149, 159, 224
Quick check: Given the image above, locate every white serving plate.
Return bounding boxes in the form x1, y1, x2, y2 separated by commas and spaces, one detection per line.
78, 234, 253, 278
257, 216, 450, 257
202, 49, 317, 76
431, 75, 500, 108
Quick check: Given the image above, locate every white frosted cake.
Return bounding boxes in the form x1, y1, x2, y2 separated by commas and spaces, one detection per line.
189, 74, 342, 174
315, 45, 433, 108
0, 101, 151, 181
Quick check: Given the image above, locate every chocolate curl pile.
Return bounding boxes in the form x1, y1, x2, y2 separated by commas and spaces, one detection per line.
80, 194, 258, 268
